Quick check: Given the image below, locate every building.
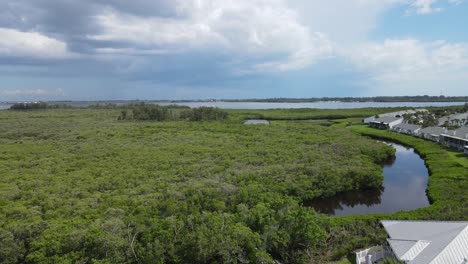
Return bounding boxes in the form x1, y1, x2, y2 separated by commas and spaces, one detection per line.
369, 117, 403, 129
438, 112, 468, 126
243, 119, 270, 125
363, 109, 428, 124
440, 127, 468, 151
356, 221, 468, 264
383, 220, 468, 264
419, 127, 447, 142
392, 123, 422, 136
464, 146, 468, 155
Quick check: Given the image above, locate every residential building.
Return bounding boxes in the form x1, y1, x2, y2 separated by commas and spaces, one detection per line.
356, 220, 468, 264
392, 123, 422, 136
369, 117, 403, 129
419, 127, 447, 142
440, 127, 468, 151
464, 146, 468, 155
363, 109, 428, 124
438, 112, 468, 127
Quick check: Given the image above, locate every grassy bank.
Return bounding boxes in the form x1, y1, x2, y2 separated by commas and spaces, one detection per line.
325, 124, 468, 260
348, 124, 467, 212
226, 107, 407, 121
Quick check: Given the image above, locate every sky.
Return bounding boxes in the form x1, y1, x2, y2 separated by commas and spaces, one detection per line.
1, 0, 468, 101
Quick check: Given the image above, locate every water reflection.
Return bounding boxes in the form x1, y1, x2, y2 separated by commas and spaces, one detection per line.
308, 142, 430, 216
307, 187, 384, 215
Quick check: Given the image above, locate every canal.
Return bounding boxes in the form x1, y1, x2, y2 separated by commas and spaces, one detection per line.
309, 142, 430, 216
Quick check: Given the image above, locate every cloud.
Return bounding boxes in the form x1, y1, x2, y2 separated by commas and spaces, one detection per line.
347, 39, 468, 94
412, 0, 442, 14
0, 0, 467, 99
407, 0, 463, 14
350, 39, 468, 78
89, 0, 334, 72
0, 27, 73, 59
0, 88, 64, 96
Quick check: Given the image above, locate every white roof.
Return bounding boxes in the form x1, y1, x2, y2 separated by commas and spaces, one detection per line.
420, 126, 446, 136
393, 123, 422, 131
438, 112, 468, 126
382, 220, 468, 264
243, 119, 269, 125
363, 109, 427, 123
371, 116, 402, 124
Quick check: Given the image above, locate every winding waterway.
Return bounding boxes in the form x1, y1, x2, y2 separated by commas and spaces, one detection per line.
308, 142, 430, 216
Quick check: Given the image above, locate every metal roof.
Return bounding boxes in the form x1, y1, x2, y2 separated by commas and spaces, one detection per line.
243, 119, 269, 125
420, 126, 446, 136
381, 220, 468, 264
448, 127, 468, 139
442, 127, 468, 141
393, 123, 422, 131
387, 239, 418, 259
363, 109, 428, 123
438, 112, 468, 126
371, 116, 402, 124
441, 134, 468, 143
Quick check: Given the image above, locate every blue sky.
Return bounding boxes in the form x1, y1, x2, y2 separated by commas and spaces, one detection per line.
1, 0, 468, 100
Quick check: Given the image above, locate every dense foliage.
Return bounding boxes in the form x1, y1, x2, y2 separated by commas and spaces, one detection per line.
9, 102, 71, 110
0, 108, 466, 263
0, 109, 393, 263
118, 104, 228, 122
227, 107, 409, 121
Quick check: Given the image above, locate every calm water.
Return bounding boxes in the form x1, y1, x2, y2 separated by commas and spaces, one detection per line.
308, 142, 430, 216
0, 101, 465, 110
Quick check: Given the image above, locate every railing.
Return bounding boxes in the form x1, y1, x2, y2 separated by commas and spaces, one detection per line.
355, 246, 394, 264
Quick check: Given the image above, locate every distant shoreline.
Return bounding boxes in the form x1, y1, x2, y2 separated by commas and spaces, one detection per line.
1, 96, 468, 104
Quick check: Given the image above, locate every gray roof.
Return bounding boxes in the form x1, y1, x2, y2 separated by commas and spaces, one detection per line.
388, 239, 419, 259
443, 127, 468, 139
438, 112, 468, 125
363, 109, 428, 123
243, 119, 269, 125
394, 123, 422, 131
382, 220, 468, 264
420, 126, 446, 136
371, 116, 402, 124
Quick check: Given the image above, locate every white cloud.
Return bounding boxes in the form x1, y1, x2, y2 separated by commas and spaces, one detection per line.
0, 28, 73, 59
90, 0, 333, 72
407, 0, 463, 14
448, 0, 463, 4
0, 88, 65, 96
347, 39, 468, 94
350, 39, 468, 78
412, 0, 442, 14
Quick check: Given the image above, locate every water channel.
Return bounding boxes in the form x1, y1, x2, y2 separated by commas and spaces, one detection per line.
308, 142, 430, 216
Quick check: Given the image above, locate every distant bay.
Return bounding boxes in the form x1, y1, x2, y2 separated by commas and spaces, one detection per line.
0, 100, 466, 110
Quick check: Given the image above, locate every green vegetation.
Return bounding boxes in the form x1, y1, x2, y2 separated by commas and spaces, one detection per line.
0, 108, 393, 263
324, 123, 468, 260
0, 107, 466, 263
9, 102, 72, 110
227, 107, 408, 121
348, 125, 468, 210
118, 104, 228, 122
